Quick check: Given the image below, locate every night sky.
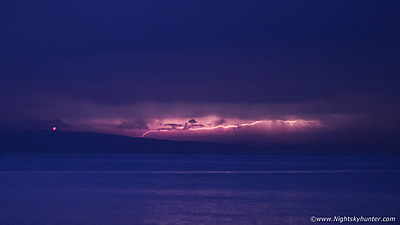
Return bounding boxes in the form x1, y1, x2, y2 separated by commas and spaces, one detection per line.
1, 1, 399, 148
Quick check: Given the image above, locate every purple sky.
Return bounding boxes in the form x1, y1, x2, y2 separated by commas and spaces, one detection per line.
1, 1, 399, 147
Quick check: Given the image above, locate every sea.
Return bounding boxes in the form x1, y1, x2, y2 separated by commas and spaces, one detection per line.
0, 153, 399, 225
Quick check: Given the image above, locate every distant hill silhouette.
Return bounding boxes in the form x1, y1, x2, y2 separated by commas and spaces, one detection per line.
0, 131, 265, 154
0, 131, 398, 154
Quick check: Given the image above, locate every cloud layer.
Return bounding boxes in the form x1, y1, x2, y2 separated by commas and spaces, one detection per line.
0, 1, 399, 148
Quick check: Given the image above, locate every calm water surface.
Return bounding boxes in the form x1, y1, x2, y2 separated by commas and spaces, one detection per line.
0, 153, 399, 225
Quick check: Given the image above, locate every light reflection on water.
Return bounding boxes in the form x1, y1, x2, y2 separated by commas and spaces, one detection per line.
0, 153, 399, 225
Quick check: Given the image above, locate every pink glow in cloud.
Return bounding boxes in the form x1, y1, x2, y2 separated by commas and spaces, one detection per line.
140, 117, 325, 143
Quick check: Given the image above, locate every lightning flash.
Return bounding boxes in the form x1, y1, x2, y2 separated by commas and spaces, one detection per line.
141, 119, 323, 137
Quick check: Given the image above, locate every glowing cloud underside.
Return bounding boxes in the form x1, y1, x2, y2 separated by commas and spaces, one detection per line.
140, 119, 324, 137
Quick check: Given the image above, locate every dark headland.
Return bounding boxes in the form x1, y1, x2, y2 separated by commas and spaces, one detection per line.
0, 131, 398, 155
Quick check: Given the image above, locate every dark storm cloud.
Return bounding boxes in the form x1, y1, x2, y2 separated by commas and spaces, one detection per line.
2, 46, 399, 107
116, 119, 148, 130
1, 0, 399, 60
0, 1, 399, 147
0, 119, 69, 131
212, 119, 227, 126
164, 123, 183, 129
161, 120, 205, 130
